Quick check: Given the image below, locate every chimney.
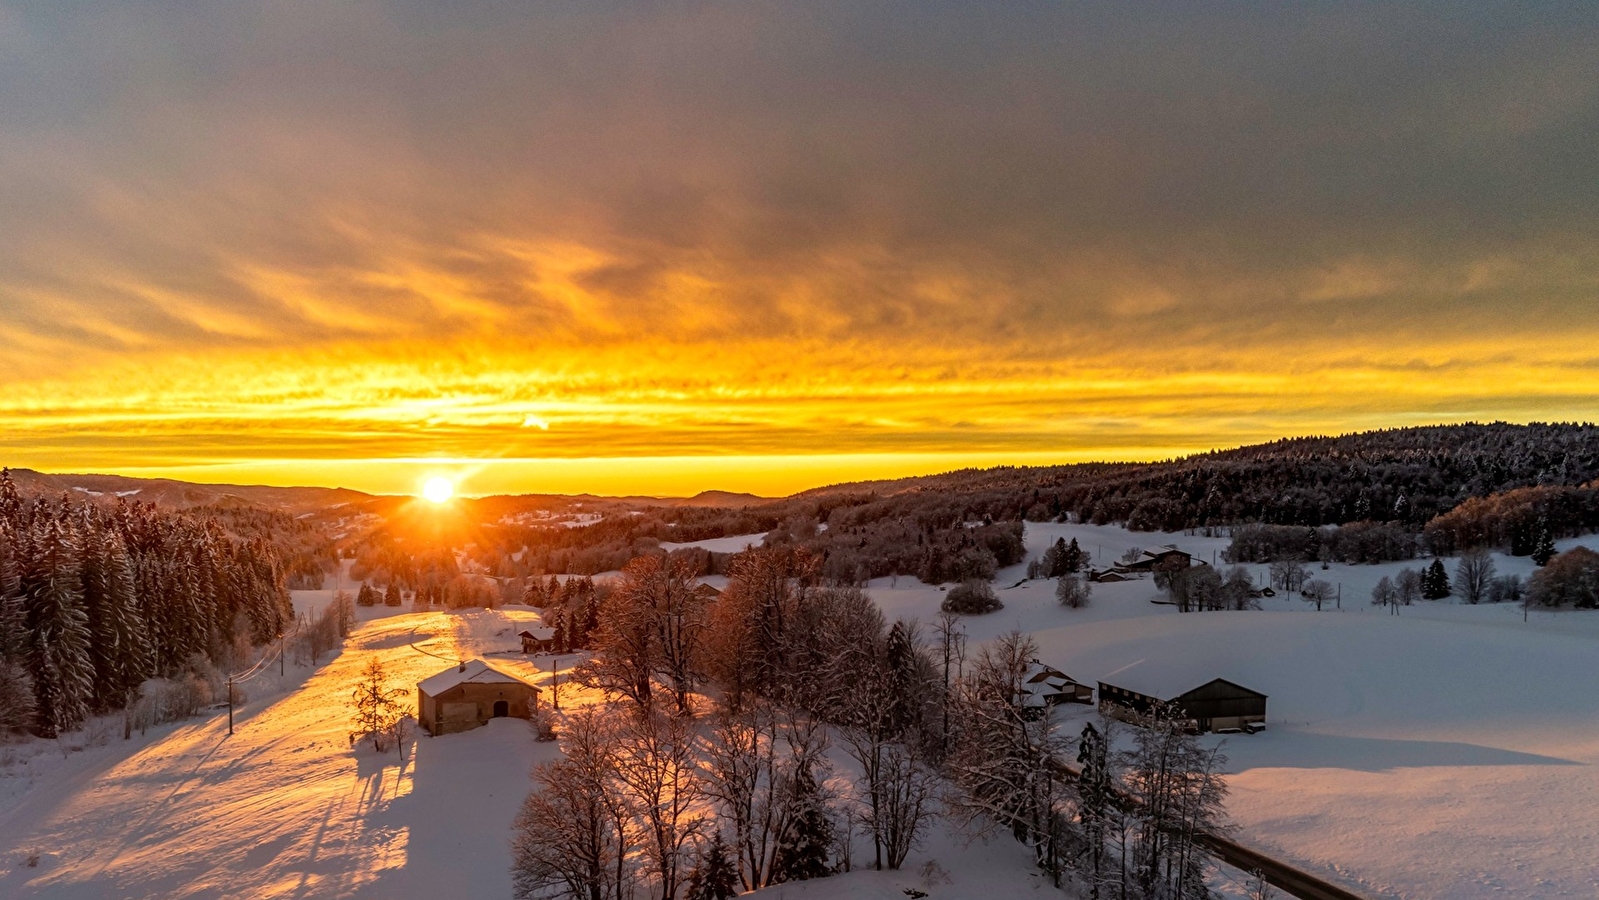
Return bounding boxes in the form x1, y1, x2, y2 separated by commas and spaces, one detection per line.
459, 660, 466, 673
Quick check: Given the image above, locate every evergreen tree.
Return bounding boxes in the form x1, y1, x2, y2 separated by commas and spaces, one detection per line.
1077, 722, 1111, 899
0, 657, 36, 733
0, 522, 24, 662
686, 832, 740, 900
356, 582, 377, 607
772, 763, 834, 882
522, 577, 547, 607
1423, 558, 1452, 600
1063, 537, 1087, 573
23, 517, 94, 736
1532, 519, 1557, 567
384, 582, 402, 607
79, 528, 152, 709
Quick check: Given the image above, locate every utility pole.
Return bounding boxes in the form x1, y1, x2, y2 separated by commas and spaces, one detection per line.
552, 657, 561, 711
1337, 583, 1342, 609
227, 678, 235, 736
279, 630, 285, 677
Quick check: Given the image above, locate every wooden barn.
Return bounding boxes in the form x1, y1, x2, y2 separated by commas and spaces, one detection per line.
417, 659, 541, 736
519, 625, 557, 654
1098, 670, 1266, 734
1020, 660, 1094, 713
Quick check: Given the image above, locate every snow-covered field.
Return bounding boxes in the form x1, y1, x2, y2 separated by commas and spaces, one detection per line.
0, 609, 567, 899
659, 531, 768, 554
866, 522, 1599, 900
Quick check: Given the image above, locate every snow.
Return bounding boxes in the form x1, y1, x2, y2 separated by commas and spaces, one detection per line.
865, 521, 1599, 900
659, 531, 766, 554
0, 610, 568, 899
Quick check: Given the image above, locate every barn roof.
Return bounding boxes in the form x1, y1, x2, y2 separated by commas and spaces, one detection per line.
418, 659, 538, 696
1097, 659, 1260, 702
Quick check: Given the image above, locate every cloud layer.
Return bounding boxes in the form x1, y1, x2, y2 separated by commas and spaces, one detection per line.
1, 2, 1596, 493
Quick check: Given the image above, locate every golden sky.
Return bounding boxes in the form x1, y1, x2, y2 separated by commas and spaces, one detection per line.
1, 3, 1596, 497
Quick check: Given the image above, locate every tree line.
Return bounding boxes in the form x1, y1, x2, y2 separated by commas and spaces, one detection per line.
0, 470, 294, 737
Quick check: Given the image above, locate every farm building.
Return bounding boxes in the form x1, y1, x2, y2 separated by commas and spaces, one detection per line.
1089, 569, 1132, 583
1021, 660, 1094, 713
417, 659, 541, 736
519, 626, 557, 654
1114, 546, 1193, 573
1098, 668, 1266, 734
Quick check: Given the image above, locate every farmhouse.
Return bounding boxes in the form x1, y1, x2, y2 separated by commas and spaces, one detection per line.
1089, 569, 1132, 583
519, 625, 557, 654
417, 659, 541, 736
1021, 660, 1094, 712
1098, 666, 1266, 734
1115, 545, 1194, 573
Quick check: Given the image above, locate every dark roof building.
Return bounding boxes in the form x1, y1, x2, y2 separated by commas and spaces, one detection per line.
519, 626, 557, 654
1098, 668, 1266, 734
1114, 546, 1194, 573
1020, 660, 1094, 712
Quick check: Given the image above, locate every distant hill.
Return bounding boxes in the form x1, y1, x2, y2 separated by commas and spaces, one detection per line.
3, 468, 371, 513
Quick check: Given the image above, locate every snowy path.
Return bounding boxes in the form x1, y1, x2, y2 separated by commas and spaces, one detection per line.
0, 611, 555, 900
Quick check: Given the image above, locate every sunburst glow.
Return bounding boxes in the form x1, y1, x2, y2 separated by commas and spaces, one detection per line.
421, 476, 455, 504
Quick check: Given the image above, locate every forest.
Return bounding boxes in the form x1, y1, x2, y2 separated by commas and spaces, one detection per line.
0, 470, 297, 737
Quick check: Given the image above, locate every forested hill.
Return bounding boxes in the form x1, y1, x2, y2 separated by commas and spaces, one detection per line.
795, 423, 1599, 531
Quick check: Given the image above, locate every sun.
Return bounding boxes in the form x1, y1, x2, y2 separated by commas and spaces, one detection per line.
421, 476, 455, 504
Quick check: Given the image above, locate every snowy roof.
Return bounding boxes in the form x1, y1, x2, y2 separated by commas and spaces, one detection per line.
1097, 658, 1255, 701
518, 626, 556, 641
417, 659, 538, 696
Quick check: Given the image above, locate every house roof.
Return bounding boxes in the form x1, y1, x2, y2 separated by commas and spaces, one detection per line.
518, 626, 556, 641
418, 659, 538, 696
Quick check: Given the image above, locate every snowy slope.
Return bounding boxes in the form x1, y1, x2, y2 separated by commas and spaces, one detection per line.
0, 610, 564, 899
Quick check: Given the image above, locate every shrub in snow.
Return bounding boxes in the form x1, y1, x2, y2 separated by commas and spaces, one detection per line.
1055, 573, 1091, 608
1527, 546, 1599, 608
941, 580, 1002, 615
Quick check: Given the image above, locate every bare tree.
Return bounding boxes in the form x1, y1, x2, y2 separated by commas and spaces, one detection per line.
1301, 579, 1335, 611
868, 741, 940, 870
1222, 566, 1259, 610
511, 709, 636, 900
580, 554, 705, 712
1371, 576, 1399, 614
348, 657, 407, 751
1119, 706, 1229, 899
613, 710, 706, 900
1395, 567, 1422, 605
1268, 559, 1311, 597
944, 632, 1072, 878
703, 702, 798, 891
1455, 548, 1496, 605
932, 611, 967, 754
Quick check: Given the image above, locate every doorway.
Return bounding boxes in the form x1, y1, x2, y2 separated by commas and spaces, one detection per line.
492, 700, 509, 718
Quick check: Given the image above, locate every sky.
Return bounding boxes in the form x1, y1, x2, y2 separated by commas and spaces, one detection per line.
0, 2, 1596, 497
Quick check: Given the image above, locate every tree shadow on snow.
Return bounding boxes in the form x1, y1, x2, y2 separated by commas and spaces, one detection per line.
1228, 732, 1583, 772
